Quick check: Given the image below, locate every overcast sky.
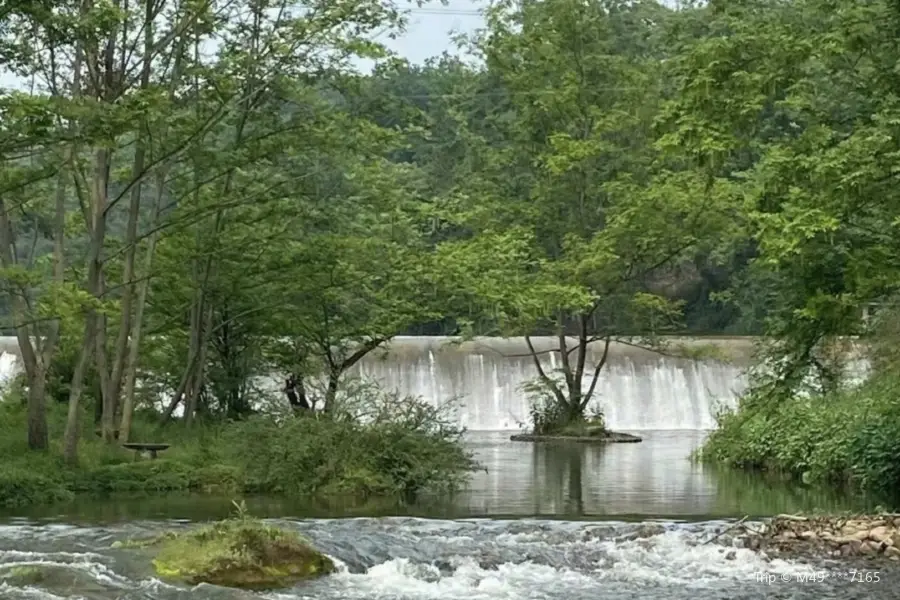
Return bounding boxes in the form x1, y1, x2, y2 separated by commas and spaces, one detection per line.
0, 1, 488, 90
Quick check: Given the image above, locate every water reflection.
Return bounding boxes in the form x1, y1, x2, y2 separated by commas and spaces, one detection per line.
461, 430, 881, 518
0, 430, 885, 524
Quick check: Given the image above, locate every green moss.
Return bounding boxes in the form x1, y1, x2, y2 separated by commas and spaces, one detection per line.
150, 518, 335, 589
1, 565, 47, 584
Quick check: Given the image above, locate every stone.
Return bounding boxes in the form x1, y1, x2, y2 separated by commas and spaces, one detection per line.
779, 531, 797, 540
149, 518, 335, 589
798, 531, 817, 541
849, 529, 871, 542
634, 524, 666, 538
859, 541, 880, 555
868, 526, 890, 543
841, 540, 862, 556
725, 550, 736, 560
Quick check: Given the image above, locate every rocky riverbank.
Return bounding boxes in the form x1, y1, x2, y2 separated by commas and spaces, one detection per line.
712, 513, 900, 561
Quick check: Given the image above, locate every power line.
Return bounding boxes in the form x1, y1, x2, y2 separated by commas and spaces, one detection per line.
403, 9, 485, 16
354, 86, 662, 101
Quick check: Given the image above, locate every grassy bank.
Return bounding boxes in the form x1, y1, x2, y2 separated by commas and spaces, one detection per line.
698, 374, 900, 497
0, 397, 478, 510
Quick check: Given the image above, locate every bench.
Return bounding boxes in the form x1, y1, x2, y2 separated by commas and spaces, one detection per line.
122, 442, 170, 460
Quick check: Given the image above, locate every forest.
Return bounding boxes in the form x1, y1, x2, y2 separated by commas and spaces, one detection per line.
1, 0, 899, 505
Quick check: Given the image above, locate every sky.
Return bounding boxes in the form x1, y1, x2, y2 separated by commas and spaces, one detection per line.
385, 0, 488, 63
0, 1, 488, 90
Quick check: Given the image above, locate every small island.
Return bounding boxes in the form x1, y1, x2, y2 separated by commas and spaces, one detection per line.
510, 415, 643, 444
116, 510, 335, 590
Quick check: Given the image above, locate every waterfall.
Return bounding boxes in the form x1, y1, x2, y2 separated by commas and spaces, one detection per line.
0, 335, 753, 430
353, 336, 752, 431
0, 351, 19, 390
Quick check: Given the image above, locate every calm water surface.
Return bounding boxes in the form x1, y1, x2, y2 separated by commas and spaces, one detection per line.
0, 431, 894, 599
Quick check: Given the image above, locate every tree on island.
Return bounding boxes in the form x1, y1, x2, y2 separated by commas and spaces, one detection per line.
433, 0, 736, 433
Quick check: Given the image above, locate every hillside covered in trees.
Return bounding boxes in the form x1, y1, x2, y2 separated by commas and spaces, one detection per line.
1, 0, 899, 497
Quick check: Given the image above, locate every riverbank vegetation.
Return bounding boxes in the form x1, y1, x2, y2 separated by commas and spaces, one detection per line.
0, 381, 475, 509
1, 0, 899, 501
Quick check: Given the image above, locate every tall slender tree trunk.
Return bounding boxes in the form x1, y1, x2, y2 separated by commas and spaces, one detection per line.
63, 323, 95, 465
109, 0, 154, 418
119, 173, 166, 442
0, 193, 53, 450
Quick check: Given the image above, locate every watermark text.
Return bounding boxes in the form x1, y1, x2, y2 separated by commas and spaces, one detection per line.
754, 570, 881, 584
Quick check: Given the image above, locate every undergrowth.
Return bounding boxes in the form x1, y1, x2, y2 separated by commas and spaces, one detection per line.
697, 373, 900, 496
0, 385, 478, 510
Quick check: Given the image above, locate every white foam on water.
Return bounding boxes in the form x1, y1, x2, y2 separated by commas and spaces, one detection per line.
276, 529, 831, 600
0, 550, 108, 564
0, 559, 129, 588
333, 557, 595, 599
0, 583, 80, 600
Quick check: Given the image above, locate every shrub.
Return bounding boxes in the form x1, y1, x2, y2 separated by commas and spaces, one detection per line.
0, 468, 73, 508
0, 378, 478, 508
698, 373, 900, 496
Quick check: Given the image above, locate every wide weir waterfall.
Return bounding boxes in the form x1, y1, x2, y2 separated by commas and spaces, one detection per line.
352, 336, 753, 431
0, 335, 752, 430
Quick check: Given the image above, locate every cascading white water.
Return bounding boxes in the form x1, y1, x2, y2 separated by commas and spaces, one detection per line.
353, 336, 753, 431
0, 335, 752, 430
0, 351, 19, 390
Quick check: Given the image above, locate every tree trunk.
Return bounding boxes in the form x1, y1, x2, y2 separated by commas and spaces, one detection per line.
0, 192, 49, 450
118, 192, 161, 441
63, 325, 95, 465
25, 370, 49, 450
185, 303, 213, 427
109, 0, 154, 417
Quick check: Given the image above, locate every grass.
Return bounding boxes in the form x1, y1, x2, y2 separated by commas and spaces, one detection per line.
0, 394, 478, 510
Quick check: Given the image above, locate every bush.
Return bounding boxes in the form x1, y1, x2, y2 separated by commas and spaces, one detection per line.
222, 394, 477, 499
0, 379, 478, 508
698, 374, 900, 496
0, 468, 73, 508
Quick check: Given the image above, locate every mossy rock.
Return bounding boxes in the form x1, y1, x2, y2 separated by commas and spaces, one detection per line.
150, 518, 335, 589
1, 565, 47, 585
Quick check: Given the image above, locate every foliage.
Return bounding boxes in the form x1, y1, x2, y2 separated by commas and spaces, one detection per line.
418, 0, 738, 427
0, 386, 477, 509
3, 0, 900, 508
698, 374, 900, 496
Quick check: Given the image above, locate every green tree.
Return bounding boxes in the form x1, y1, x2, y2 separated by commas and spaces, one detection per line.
662, 0, 900, 395
432, 0, 734, 429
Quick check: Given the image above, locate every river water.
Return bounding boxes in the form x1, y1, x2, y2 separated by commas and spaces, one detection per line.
0, 336, 895, 598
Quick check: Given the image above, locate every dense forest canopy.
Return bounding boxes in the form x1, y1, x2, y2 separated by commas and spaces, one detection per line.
0, 0, 897, 456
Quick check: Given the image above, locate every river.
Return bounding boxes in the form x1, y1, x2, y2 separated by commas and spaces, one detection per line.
0, 336, 894, 598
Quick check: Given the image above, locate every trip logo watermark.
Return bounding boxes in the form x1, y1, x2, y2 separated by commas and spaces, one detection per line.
754, 569, 881, 584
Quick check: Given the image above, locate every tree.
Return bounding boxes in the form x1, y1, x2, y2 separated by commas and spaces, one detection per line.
0, 0, 423, 461
433, 0, 734, 429
661, 0, 900, 395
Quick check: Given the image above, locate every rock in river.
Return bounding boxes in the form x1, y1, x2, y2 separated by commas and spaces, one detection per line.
119, 517, 335, 589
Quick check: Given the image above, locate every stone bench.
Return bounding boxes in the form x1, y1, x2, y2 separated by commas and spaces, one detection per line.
122, 442, 170, 460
